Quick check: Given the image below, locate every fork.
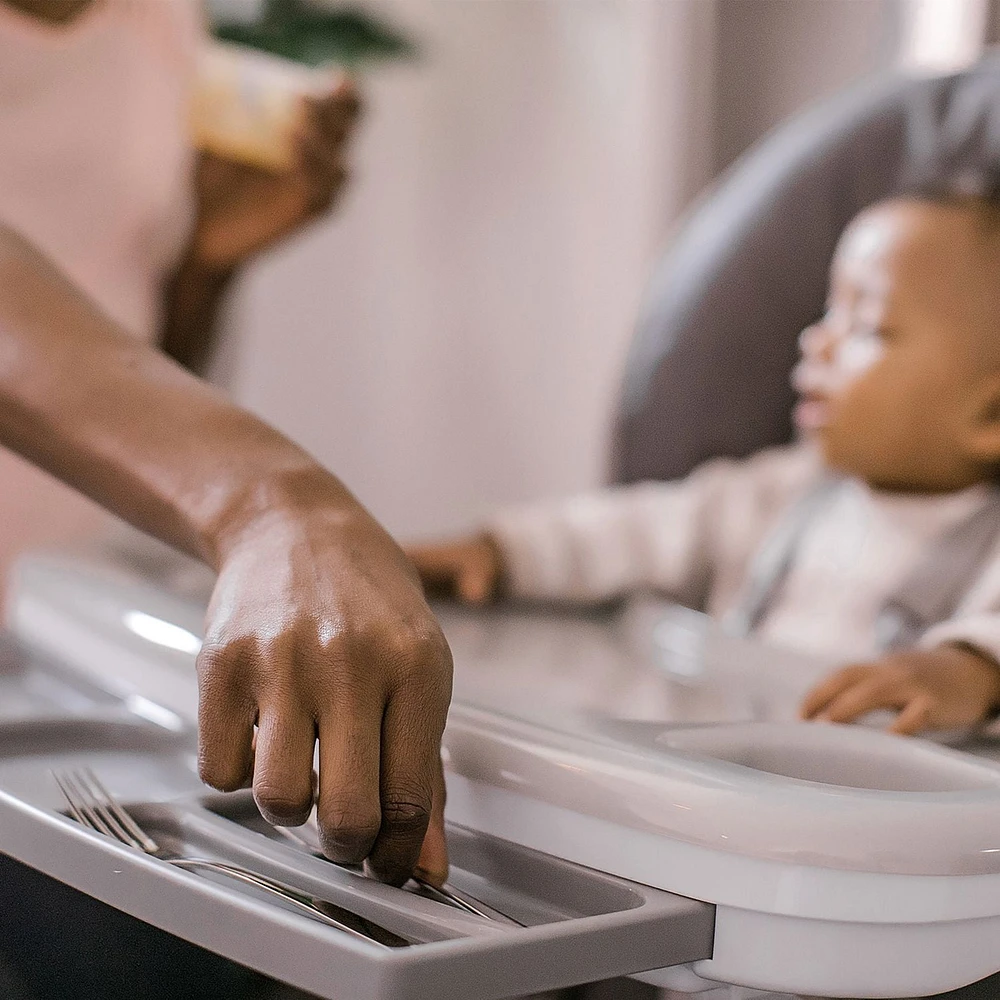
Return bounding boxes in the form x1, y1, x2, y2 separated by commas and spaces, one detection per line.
53, 768, 409, 948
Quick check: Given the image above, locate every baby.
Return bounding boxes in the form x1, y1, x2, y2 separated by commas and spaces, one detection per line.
409, 192, 1000, 736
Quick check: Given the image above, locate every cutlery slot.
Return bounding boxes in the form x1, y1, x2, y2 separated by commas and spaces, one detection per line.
203, 790, 648, 928
173, 859, 414, 947
125, 798, 497, 946
445, 824, 645, 925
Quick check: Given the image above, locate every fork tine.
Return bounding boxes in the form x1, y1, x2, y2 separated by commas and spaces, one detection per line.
54, 770, 117, 840
54, 769, 404, 945
70, 769, 145, 850
52, 771, 89, 827
54, 768, 153, 853
80, 768, 159, 854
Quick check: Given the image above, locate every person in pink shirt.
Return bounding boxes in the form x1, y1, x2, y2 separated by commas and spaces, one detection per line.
0, 2, 451, 997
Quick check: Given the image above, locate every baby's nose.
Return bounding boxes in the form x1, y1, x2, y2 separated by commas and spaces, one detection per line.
798, 321, 836, 363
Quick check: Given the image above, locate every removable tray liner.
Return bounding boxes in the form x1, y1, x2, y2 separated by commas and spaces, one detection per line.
0, 634, 714, 1000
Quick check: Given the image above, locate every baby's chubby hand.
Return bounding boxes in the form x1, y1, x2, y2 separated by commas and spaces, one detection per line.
405, 535, 504, 605
800, 644, 1000, 735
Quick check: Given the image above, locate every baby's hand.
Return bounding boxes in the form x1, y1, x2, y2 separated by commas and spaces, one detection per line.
405, 536, 504, 605
799, 645, 1000, 735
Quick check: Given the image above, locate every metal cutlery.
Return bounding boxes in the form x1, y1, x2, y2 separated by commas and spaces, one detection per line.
53, 768, 410, 948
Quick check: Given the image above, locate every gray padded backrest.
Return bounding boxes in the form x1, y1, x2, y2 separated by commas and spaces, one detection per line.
611, 55, 1000, 484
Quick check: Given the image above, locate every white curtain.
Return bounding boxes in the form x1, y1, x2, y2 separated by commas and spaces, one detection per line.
210, 0, 718, 539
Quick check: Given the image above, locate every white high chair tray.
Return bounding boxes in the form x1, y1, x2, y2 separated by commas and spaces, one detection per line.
0, 635, 713, 1000
8, 548, 1000, 997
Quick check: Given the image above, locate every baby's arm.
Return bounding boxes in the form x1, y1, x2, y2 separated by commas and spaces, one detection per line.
407, 447, 816, 606
800, 643, 1000, 734
407, 479, 723, 606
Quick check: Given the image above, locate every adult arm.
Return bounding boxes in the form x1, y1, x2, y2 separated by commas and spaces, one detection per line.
0, 223, 451, 885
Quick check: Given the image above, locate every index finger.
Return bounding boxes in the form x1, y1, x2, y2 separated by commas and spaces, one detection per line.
821, 677, 912, 725
800, 664, 873, 719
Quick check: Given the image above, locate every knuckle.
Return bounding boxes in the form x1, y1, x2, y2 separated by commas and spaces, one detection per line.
349, 620, 450, 669
197, 635, 259, 685
319, 805, 381, 838
318, 616, 453, 702
407, 629, 452, 669
195, 636, 231, 675
316, 805, 381, 859
397, 627, 454, 677
381, 790, 430, 832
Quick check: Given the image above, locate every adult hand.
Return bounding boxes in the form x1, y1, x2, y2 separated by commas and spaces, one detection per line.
160, 79, 360, 374
799, 644, 1000, 735
197, 471, 453, 885
0, 223, 451, 885
405, 535, 504, 605
190, 76, 361, 273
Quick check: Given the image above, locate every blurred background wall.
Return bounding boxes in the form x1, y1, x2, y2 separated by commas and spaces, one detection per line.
207, 0, 994, 540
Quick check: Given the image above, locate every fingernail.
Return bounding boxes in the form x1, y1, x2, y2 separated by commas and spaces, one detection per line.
414, 865, 447, 888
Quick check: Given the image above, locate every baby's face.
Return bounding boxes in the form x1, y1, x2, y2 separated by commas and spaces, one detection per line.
792, 197, 1000, 492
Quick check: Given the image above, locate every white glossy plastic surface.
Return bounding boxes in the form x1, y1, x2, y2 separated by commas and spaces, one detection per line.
445, 706, 1000, 878
10, 546, 1000, 996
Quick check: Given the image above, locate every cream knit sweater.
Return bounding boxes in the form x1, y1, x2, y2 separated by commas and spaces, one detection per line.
489, 445, 1000, 665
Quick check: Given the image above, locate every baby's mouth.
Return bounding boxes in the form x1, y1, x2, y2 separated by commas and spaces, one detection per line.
793, 393, 831, 432
790, 362, 833, 432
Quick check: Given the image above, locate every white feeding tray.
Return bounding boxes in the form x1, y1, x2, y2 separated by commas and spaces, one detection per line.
443, 706, 1000, 997
9, 549, 1000, 997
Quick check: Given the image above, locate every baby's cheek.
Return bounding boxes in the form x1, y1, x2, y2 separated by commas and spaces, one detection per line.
837, 334, 886, 382
823, 387, 898, 474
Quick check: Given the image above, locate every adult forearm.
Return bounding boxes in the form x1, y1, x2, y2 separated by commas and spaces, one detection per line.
0, 223, 353, 568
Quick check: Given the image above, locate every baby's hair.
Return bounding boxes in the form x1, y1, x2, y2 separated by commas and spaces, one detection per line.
904, 163, 1000, 200
902, 169, 1000, 230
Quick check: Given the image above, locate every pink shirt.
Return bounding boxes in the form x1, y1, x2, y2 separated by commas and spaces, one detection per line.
0, 0, 201, 595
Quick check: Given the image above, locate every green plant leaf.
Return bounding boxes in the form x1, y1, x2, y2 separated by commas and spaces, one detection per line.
213, 1, 417, 67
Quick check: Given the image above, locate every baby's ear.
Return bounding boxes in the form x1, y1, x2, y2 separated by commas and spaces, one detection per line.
963, 373, 1000, 464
